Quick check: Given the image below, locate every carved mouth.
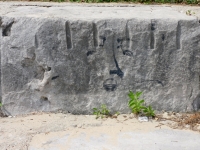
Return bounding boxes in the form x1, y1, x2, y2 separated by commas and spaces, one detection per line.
123, 50, 133, 57
103, 78, 117, 91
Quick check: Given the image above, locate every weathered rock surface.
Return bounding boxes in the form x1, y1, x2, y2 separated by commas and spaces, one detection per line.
0, 3, 200, 115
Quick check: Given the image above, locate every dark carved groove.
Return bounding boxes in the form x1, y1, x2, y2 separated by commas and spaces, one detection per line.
176, 21, 181, 49
99, 36, 106, 47
86, 51, 95, 56
52, 75, 59, 80
65, 21, 72, 49
92, 23, 98, 47
150, 31, 155, 49
2, 21, 14, 36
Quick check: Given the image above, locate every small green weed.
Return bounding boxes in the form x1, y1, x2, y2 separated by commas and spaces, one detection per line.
0, 102, 2, 107
93, 104, 111, 119
128, 91, 146, 115
128, 91, 155, 117
115, 111, 120, 116
186, 10, 195, 16
143, 105, 155, 117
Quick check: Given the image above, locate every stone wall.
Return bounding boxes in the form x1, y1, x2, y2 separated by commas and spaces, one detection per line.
0, 6, 200, 115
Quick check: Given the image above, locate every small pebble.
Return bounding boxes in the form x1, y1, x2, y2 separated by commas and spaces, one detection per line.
185, 125, 190, 129
72, 124, 77, 127
138, 116, 148, 122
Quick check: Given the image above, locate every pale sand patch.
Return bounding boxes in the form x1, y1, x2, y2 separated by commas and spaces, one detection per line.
1, 112, 199, 150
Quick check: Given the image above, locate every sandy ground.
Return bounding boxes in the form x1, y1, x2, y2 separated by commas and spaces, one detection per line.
0, 112, 199, 150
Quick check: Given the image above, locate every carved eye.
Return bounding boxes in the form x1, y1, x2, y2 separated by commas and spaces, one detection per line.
151, 23, 156, 31
99, 36, 106, 41
162, 34, 165, 41
86, 51, 95, 56
117, 38, 123, 43
123, 50, 133, 57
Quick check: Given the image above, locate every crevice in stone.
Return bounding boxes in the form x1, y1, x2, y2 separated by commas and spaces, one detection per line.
86, 50, 95, 56
65, 21, 72, 49
35, 34, 39, 48
151, 19, 156, 31
176, 21, 181, 50
39, 96, 50, 108
40, 96, 48, 101
52, 75, 59, 80
47, 66, 51, 71
162, 34, 165, 41
199, 75, 200, 90
2, 21, 14, 37
0, 17, 2, 27
150, 31, 155, 49
92, 22, 98, 48
150, 20, 156, 49
99, 36, 106, 47
125, 21, 130, 49
192, 93, 200, 111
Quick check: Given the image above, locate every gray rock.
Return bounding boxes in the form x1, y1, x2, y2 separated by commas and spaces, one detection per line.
192, 93, 200, 111
0, 5, 200, 115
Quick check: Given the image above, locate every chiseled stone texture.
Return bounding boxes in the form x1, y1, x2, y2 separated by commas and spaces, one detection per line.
0, 6, 200, 115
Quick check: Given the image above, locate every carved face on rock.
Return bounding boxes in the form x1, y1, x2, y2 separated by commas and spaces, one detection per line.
97, 28, 133, 92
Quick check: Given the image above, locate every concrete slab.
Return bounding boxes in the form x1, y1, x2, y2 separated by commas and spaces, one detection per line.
2, 5, 197, 20
29, 123, 200, 150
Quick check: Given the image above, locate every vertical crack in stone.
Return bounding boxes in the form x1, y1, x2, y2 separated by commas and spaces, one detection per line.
35, 34, 39, 48
125, 21, 130, 48
192, 93, 200, 111
65, 21, 72, 49
150, 20, 156, 49
92, 22, 98, 48
199, 75, 200, 90
150, 32, 155, 49
0, 17, 2, 27
176, 21, 181, 50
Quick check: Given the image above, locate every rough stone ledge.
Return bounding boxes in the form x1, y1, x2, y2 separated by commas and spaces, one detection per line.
0, 2, 200, 115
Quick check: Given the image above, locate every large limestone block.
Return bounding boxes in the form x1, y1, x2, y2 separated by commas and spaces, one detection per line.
0, 6, 200, 115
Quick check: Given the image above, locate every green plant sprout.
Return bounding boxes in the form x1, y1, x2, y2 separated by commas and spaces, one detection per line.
115, 111, 120, 116
128, 91, 155, 117
143, 106, 155, 117
186, 10, 195, 16
128, 91, 146, 115
93, 104, 111, 119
